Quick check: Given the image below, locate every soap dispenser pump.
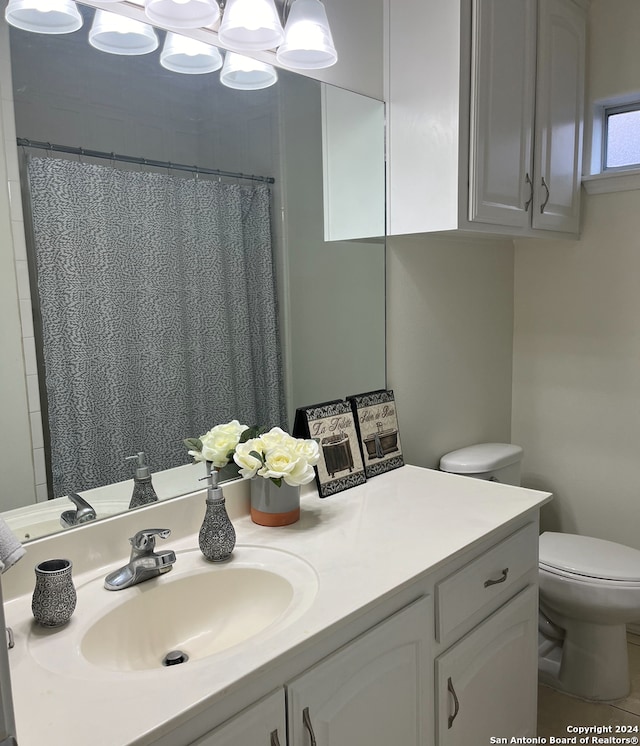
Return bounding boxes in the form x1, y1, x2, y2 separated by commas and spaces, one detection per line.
199, 470, 235, 562
126, 451, 159, 509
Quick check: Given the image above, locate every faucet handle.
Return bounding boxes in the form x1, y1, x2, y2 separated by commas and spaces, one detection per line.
130, 528, 171, 552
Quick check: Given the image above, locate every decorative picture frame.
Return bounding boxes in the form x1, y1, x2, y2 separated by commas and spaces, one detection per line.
347, 389, 404, 478
293, 399, 366, 497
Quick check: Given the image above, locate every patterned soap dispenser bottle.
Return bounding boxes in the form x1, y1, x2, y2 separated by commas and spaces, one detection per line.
126, 451, 159, 509
199, 469, 236, 562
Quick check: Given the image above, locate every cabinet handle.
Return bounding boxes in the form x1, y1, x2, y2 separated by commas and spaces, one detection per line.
447, 677, 460, 728
540, 176, 550, 213
302, 706, 318, 746
484, 567, 509, 588
270, 730, 281, 746
524, 173, 533, 212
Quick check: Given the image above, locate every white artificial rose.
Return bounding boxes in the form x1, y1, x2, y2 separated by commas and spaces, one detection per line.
260, 427, 292, 450
233, 438, 265, 479
199, 420, 247, 469
283, 457, 316, 487
259, 443, 299, 481
188, 449, 204, 463
294, 438, 320, 466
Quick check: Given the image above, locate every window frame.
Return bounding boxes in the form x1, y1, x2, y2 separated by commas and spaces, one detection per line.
602, 101, 640, 172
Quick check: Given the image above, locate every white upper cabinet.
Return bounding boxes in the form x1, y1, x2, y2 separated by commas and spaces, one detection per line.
531, 0, 586, 232
386, 0, 586, 238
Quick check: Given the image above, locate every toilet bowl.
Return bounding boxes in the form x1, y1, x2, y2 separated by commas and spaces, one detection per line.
538, 531, 640, 701
439, 443, 640, 702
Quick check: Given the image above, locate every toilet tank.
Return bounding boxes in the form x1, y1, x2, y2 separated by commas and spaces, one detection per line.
439, 443, 523, 486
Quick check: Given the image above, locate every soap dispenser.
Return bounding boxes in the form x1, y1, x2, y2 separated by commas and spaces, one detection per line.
199, 470, 235, 562
126, 452, 159, 509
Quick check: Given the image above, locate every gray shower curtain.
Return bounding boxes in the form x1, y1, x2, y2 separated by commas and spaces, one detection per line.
26, 156, 286, 498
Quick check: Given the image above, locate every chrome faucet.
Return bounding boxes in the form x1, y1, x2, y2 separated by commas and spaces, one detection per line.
60, 492, 97, 528
104, 528, 176, 591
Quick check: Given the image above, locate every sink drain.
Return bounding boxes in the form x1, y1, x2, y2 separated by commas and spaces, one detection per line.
162, 650, 189, 667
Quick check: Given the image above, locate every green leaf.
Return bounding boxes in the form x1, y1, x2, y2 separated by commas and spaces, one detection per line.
270, 477, 282, 488
239, 425, 267, 443
249, 450, 264, 464
183, 437, 202, 451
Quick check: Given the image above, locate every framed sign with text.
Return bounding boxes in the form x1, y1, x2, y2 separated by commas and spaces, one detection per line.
293, 399, 366, 497
347, 389, 404, 478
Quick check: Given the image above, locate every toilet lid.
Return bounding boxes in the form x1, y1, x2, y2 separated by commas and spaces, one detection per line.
539, 532, 640, 582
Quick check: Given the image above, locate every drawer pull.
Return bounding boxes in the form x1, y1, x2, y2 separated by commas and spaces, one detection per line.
540, 176, 550, 213
303, 707, 317, 746
447, 677, 460, 728
270, 730, 281, 746
484, 568, 509, 588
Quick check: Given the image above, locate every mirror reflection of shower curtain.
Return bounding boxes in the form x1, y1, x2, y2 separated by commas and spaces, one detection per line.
25, 156, 286, 499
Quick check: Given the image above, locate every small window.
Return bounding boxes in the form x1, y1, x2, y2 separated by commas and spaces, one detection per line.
604, 103, 640, 170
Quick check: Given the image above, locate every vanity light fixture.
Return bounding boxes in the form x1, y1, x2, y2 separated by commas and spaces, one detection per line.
218, 0, 283, 52
160, 32, 223, 74
89, 9, 159, 55
145, 0, 220, 30
276, 0, 336, 69
5, 0, 83, 34
219, 51, 277, 90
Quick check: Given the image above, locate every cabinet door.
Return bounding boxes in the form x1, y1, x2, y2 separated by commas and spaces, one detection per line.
532, 0, 586, 232
287, 596, 433, 746
191, 688, 285, 746
469, 0, 537, 228
436, 586, 538, 746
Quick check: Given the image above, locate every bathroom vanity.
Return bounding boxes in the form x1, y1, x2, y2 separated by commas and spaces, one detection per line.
2, 465, 550, 745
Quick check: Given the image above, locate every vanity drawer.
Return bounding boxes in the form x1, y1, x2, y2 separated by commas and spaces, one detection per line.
436, 522, 538, 641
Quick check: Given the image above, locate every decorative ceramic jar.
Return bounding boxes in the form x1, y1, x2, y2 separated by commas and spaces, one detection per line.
250, 479, 301, 526
31, 558, 76, 627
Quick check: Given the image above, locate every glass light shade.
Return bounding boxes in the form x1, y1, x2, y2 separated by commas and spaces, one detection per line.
219, 52, 277, 90
145, 0, 220, 30
89, 10, 159, 56
276, 0, 337, 69
5, 0, 82, 34
218, 0, 283, 52
160, 33, 223, 74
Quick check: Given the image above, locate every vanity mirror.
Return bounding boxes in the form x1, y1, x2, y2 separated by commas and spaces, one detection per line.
0, 3, 385, 538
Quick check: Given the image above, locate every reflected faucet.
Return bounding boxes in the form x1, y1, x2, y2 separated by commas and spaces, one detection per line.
60, 492, 97, 528
104, 528, 176, 591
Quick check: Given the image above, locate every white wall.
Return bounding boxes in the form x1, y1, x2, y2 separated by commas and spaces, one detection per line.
387, 234, 515, 469
512, 0, 640, 549
0, 20, 36, 510
279, 75, 386, 418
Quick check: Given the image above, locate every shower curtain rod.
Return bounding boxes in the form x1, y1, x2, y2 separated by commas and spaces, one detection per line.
16, 137, 276, 184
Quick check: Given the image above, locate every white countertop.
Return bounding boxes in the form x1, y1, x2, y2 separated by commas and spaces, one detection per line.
3, 465, 551, 746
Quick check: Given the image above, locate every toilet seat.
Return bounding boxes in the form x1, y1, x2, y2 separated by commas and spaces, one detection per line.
539, 532, 640, 583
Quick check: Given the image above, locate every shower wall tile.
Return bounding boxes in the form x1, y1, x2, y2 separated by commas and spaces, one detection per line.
18, 298, 33, 338
26, 374, 40, 414
7, 178, 22, 221
35, 484, 48, 504
22, 336, 37, 376
29, 411, 44, 450
3, 136, 18, 181
15, 259, 30, 300
10, 219, 26, 261
33, 447, 46, 486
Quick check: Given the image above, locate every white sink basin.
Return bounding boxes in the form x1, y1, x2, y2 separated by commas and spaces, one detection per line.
28, 545, 318, 675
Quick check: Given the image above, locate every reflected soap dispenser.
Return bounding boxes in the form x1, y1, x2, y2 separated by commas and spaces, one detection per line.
199, 469, 235, 562
126, 451, 159, 509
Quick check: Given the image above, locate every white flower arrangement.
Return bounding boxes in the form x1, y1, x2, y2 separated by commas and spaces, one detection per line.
233, 426, 320, 488
184, 419, 248, 470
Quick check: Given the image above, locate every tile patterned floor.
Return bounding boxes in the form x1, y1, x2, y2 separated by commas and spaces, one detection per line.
538, 633, 640, 737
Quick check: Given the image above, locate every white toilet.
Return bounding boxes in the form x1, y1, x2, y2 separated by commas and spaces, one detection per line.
440, 442, 640, 702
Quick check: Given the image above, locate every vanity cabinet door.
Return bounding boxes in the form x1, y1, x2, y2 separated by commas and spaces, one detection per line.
287, 596, 433, 746
436, 585, 538, 746
190, 688, 286, 746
